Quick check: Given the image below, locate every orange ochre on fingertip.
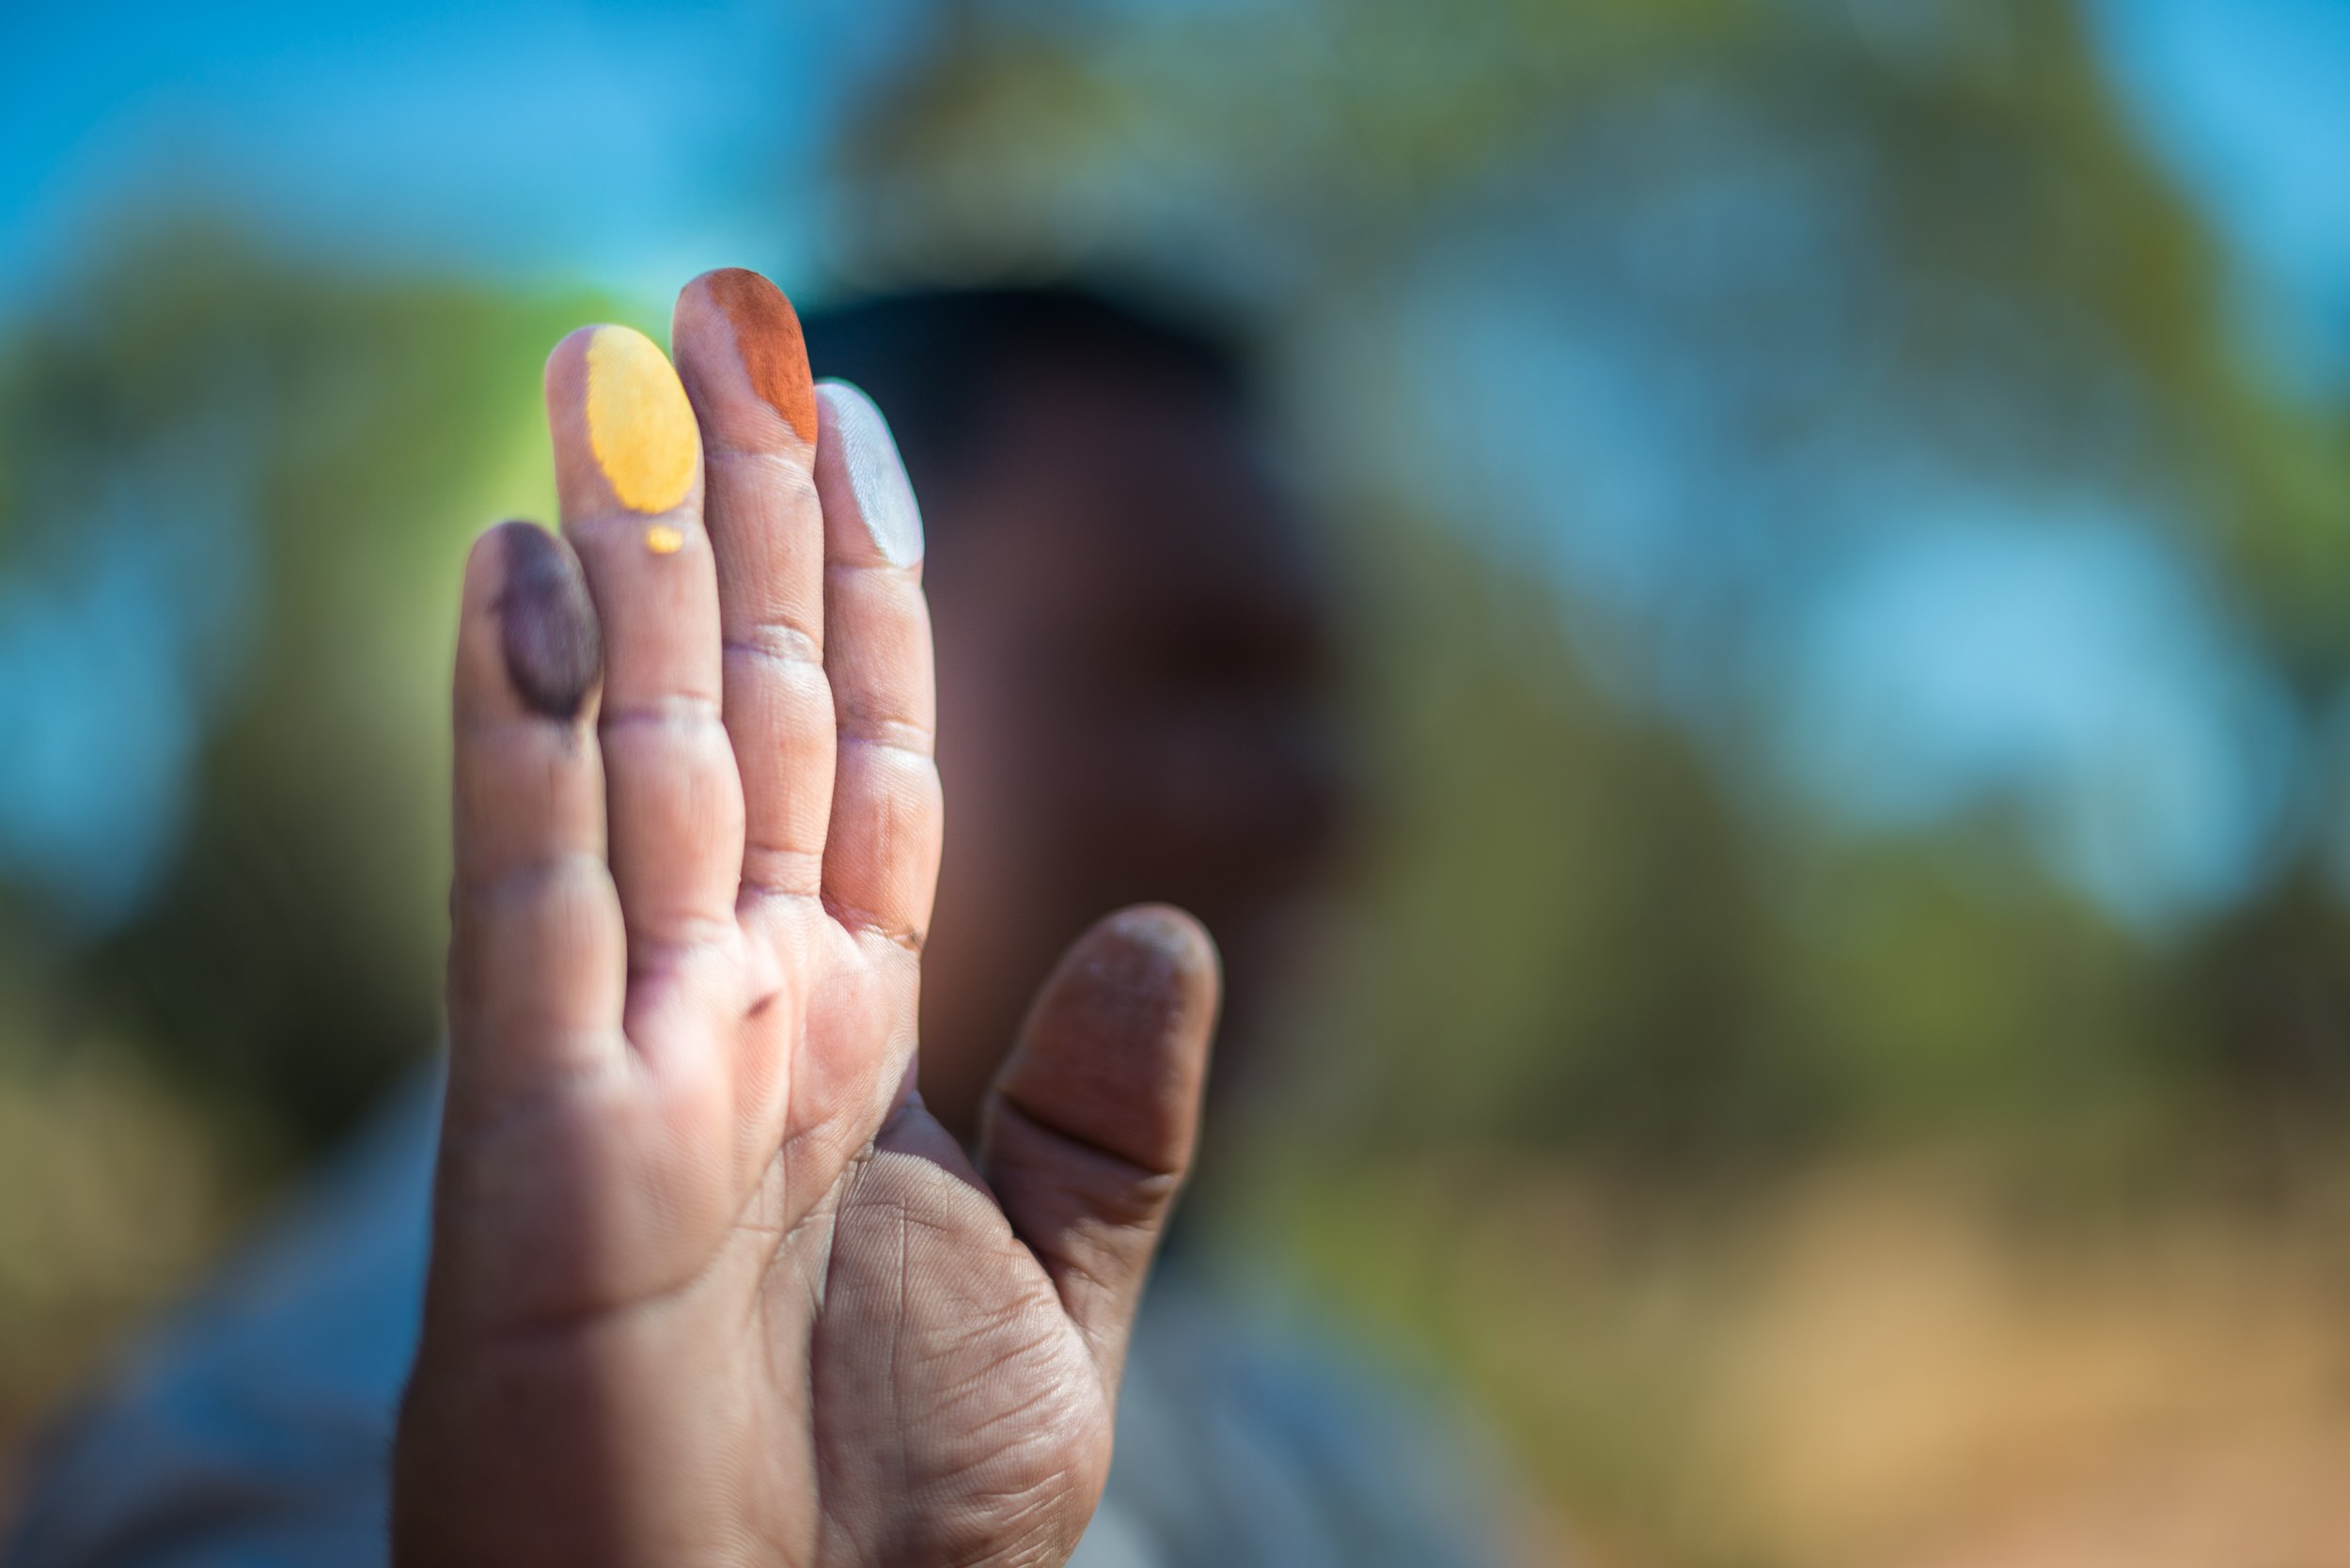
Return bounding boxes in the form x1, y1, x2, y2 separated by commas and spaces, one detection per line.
583, 325, 700, 515
704, 268, 819, 444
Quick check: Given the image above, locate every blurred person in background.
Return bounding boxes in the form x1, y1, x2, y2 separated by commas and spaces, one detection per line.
1, 277, 1516, 1568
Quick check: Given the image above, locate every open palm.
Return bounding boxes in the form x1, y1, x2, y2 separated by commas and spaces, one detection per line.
393, 269, 1219, 1568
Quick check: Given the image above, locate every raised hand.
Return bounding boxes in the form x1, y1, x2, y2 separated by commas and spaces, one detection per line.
393, 270, 1219, 1567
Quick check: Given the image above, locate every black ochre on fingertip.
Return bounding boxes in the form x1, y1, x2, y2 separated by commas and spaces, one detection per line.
493, 520, 602, 721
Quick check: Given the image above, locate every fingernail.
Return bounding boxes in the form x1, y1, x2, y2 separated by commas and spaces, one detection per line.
495, 522, 602, 720
704, 268, 817, 443
817, 380, 923, 568
584, 325, 698, 514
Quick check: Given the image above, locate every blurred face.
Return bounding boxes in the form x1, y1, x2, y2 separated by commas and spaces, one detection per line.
916, 357, 1353, 1139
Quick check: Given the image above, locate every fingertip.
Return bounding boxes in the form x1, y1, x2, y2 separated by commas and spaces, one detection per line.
996, 904, 1222, 1179
675, 268, 818, 447
488, 521, 602, 723
1060, 904, 1223, 1031
1093, 903, 1221, 984
545, 323, 700, 520
814, 379, 925, 568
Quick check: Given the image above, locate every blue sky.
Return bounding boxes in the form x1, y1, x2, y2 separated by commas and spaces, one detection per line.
1, 0, 912, 306
2092, 0, 2350, 395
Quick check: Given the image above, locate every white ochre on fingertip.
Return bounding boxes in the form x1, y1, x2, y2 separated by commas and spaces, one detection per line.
817, 380, 924, 568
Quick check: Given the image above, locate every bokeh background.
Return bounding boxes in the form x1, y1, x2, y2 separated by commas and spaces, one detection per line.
8, 1, 2350, 1561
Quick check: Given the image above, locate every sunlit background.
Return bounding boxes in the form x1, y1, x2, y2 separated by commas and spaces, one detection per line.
8, 1, 2350, 1561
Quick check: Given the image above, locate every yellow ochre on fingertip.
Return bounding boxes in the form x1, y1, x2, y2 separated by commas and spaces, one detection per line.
584, 326, 698, 514
644, 524, 685, 556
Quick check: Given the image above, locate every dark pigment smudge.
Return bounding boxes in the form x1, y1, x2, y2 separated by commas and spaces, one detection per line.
494, 521, 602, 720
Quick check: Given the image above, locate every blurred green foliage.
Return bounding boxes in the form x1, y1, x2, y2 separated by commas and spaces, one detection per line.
0, 228, 606, 1144
1292, 504, 2192, 1176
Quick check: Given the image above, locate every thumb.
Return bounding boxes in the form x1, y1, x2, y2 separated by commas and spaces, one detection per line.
978, 904, 1220, 1394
